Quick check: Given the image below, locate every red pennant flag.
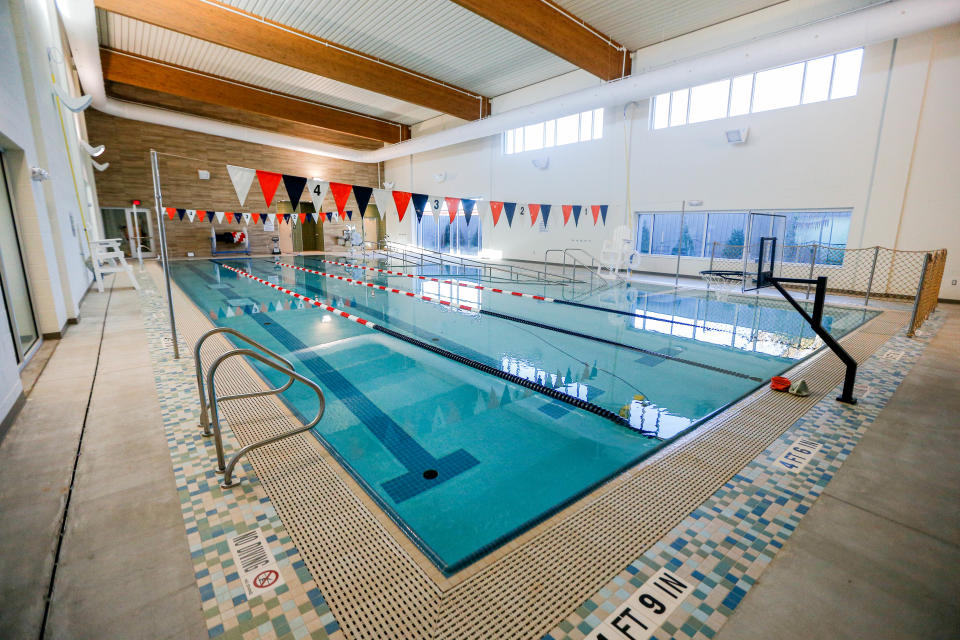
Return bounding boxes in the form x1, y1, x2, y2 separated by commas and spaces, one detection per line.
529, 203, 540, 226
591, 205, 602, 225
299, 213, 307, 224
562, 205, 572, 226
252, 213, 260, 224
392, 191, 412, 222
196, 210, 206, 222
166, 207, 176, 220
225, 212, 234, 223
255, 170, 283, 207
445, 197, 460, 224
330, 182, 352, 217
490, 201, 504, 226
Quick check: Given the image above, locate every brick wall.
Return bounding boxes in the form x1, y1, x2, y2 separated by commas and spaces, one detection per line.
86, 111, 380, 257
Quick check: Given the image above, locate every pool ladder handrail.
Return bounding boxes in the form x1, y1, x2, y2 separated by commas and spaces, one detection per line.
195, 327, 295, 437
205, 348, 325, 488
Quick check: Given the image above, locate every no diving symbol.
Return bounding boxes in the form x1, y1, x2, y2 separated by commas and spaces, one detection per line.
253, 569, 279, 590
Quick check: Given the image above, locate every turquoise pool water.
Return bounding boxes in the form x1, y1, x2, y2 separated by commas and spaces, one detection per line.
171, 256, 877, 573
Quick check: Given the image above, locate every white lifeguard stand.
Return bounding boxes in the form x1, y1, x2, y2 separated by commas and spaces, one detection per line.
597, 225, 641, 278
91, 238, 139, 293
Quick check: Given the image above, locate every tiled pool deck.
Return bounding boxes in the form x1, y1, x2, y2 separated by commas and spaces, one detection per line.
135, 266, 946, 639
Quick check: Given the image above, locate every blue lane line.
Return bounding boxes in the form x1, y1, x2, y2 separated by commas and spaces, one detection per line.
248, 311, 479, 503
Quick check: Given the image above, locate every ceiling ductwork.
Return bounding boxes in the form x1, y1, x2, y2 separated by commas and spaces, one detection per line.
58, 0, 960, 164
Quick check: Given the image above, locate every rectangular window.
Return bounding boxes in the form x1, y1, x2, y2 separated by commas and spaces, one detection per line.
504, 109, 604, 154
689, 79, 730, 124
637, 214, 653, 254
705, 213, 746, 259
650, 48, 864, 130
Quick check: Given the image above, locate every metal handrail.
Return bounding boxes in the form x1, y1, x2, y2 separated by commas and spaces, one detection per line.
385, 240, 577, 284
194, 327, 295, 437
206, 348, 325, 488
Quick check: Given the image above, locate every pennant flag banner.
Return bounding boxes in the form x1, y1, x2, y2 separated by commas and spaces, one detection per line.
177, 208, 186, 221
256, 170, 283, 208
345, 210, 352, 221
252, 213, 260, 224
325, 212, 332, 222
541, 204, 551, 227
166, 207, 176, 220
562, 205, 572, 226
592, 204, 606, 225
283, 213, 291, 224
528, 203, 540, 227
307, 179, 329, 212
572, 205, 582, 226
373, 189, 397, 221
411, 193, 429, 223
330, 182, 353, 217
392, 191, 412, 222
490, 201, 504, 226
462, 199, 476, 225
227, 165, 256, 206
503, 202, 517, 227
196, 210, 205, 222
282, 174, 307, 211
215, 211, 225, 224
352, 185, 373, 218
445, 197, 460, 224
299, 213, 307, 224
243, 212, 252, 224
599, 204, 608, 225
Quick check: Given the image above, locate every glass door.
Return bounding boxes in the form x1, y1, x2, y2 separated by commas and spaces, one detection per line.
127, 205, 155, 258
0, 152, 39, 362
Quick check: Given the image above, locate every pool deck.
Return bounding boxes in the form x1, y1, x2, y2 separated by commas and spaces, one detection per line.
0, 263, 956, 639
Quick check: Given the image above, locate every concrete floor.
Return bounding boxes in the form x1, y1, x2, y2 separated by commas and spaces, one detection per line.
716, 307, 960, 640
0, 270, 955, 639
0, 275, 205, 639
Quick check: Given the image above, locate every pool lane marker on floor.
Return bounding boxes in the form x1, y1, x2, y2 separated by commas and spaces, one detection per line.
279, 262, 764, 383
218, 263, 636, 431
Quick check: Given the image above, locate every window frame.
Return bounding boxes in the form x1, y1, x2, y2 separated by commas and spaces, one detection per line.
504, 108, 604, 155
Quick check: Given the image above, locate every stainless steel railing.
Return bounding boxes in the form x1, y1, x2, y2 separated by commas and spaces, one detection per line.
384, 241, 578, 284
205, 348, 325, 488
194, 327, 295, 437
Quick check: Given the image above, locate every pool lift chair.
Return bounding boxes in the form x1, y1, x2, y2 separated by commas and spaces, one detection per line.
597, 225, 642, 280
194, 327, 325, 488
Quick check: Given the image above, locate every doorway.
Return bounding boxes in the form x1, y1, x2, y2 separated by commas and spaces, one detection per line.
299, 217, 322, 252
0, 151, 39, 362
100, 206, 156, 259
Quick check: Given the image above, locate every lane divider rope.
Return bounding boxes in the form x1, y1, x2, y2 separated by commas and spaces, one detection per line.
219, 263, 637, 431
281, 261, 763, 382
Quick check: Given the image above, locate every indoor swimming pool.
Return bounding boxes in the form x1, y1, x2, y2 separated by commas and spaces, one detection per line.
171, 255, 878, 574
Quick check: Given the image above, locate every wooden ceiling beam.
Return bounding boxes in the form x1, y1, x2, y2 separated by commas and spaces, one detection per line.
94, 0, 490, 121
449, 0, 631, 81
100, 48, 408, 143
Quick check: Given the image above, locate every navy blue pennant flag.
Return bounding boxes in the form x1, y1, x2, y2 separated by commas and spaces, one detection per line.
176, 208, 186, 221
599, 204, 608, 225
503, 202, 516, 227
541, 204, 551, 226
352, 185, 373, 218
461, 199, 476, 225
346, 210, 352, 220
571, 205, 582, 226
411, 193, 429, 223
283, 213, 291, 224
281, 174, 307, 211
325, 212, 332, 222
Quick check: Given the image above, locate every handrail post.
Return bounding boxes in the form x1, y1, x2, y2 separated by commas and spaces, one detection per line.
907, 252, 932, 337
864, 245, 880, 306
806, 244, 818, 300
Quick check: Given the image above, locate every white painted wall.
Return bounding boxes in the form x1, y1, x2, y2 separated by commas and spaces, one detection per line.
385, 24, 960, 300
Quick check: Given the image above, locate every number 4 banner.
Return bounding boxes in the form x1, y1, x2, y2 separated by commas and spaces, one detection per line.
306, 179, 329, 212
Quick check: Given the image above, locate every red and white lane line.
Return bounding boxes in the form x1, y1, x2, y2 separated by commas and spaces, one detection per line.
278, 262, 479, 312
298, 257, 556, 302
219, 264, 378, 329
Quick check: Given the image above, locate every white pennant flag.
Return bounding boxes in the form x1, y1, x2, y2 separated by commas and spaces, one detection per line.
227, 165, 256, 207
372, 189, 396, 220
186, 209, 196, 222
242, 212, 251, 224
428, 195, 444, 221
310, 212, 319, 223
306, 179, 329, 212
268, 213, 276, 225
215, 211, 225, 223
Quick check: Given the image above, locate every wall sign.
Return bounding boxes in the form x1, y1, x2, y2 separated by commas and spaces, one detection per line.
228, 528, 286, 599
773, 438, 822, 473
586, 566, 693, 640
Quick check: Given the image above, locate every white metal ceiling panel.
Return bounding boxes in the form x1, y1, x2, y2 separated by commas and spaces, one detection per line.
97, 9, 442, 124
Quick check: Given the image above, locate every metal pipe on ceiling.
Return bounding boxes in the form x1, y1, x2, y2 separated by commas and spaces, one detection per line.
57, 0, 960, 165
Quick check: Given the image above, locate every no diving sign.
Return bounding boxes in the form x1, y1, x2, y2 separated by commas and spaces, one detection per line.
228, 529, 286, 599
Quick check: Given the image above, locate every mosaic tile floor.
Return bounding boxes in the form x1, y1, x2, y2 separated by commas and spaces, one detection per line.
134, 267, 944, 640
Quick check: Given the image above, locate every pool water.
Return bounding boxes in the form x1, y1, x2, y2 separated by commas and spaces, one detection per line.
171, 256, 877, 574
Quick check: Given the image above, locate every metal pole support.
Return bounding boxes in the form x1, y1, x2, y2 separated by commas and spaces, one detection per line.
907, 252, 931, 338
864, 246, 880, 306
150, 149, 179, 359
